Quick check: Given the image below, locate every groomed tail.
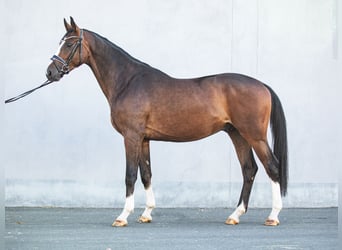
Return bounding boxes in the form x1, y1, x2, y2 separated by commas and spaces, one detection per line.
264, 85, 288, 196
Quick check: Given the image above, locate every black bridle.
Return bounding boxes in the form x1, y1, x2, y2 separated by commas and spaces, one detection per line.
51, 29, 84, 76
5, 30, 84, 104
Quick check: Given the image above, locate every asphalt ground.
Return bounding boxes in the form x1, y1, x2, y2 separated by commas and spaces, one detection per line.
5, 207, 338, 250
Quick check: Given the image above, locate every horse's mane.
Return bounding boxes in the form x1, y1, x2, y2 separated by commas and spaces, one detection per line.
85, 29, 151, 68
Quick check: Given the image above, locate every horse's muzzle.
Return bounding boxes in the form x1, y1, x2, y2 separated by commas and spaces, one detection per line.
46, 63, 64, 82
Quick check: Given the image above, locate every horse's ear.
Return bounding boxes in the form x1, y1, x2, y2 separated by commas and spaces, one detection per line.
70, 16, 79, 32
64, 18, 72, 32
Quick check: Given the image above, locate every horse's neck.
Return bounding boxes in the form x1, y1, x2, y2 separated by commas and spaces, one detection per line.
85, 31, 140, 102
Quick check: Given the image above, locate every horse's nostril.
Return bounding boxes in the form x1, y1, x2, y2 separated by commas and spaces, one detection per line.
46, 69, 53, 80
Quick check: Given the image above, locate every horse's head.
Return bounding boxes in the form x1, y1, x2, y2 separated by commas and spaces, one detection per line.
46, 17, 88, 82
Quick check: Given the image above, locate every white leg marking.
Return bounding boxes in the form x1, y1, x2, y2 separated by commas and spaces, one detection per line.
228, 201, 246, 223
141, 186, 156, 220
116, 195, 134, 222
268, 181, 282, 221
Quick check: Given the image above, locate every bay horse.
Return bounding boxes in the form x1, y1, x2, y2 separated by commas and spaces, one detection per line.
46, 17, 288, 227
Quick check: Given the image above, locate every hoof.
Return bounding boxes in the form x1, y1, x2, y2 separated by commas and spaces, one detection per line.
138, 216, 152, 223
264, 218, 280, 226
225, 217, 239, 225
112, 220, 128, 227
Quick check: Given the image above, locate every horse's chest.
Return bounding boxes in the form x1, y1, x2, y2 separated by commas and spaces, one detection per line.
110, 106, 147, 135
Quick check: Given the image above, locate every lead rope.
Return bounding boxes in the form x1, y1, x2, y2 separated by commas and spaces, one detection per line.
4, 80, 53, 104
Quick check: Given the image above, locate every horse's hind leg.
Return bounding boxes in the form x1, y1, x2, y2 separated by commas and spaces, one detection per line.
225, 126, 258, 225
138, 139, 156, 223
250, 139, 282, 226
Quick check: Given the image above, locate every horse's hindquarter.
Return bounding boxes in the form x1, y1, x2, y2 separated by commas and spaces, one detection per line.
220, 74, 272, 139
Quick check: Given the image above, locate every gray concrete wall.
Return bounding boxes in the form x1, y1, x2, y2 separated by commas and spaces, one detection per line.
4, 0, 339, 208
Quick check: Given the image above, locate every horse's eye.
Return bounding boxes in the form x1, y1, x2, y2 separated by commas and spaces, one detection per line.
66, 42, 73, 48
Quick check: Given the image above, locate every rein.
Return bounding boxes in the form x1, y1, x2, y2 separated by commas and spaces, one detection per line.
5, 80, 53, 103
4, 30, 84, 104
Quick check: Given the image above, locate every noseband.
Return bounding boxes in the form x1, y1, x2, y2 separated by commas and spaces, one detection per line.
51, 29, 84, 76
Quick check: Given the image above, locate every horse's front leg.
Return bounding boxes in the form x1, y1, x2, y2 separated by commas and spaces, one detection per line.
138, 139, 156, 223
112, 136, 141, 227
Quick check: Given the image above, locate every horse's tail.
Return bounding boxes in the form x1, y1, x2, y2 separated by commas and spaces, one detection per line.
264, 85, 288, 196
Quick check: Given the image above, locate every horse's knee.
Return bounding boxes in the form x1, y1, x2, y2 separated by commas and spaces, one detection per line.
141, 172, 152, 189
139, 164, 152, 189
